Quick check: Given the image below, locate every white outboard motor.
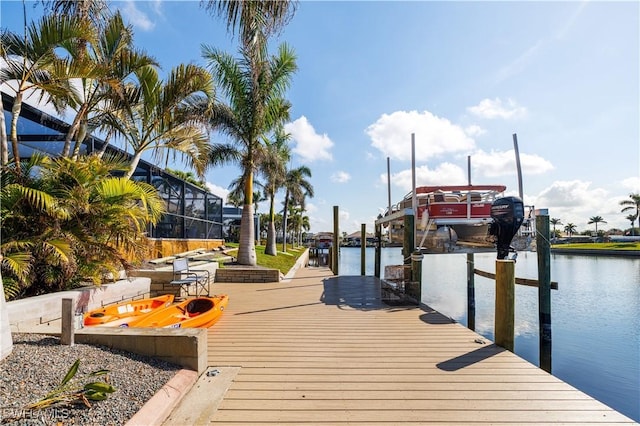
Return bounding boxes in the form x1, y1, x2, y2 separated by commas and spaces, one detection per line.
489, 196, 525, 259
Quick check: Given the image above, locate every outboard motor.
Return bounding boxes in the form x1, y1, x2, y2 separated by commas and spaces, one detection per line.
489, 196, 525, 259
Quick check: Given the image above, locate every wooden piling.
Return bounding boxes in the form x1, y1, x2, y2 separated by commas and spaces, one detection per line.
466, 253, 476, 331
536, 210, 552, 372
403, 212, 415, 265
495, 260, 515, 351
409, 250, 423, 301
60, 298, 74, 346
361, 223, 366, 276
374, 223, 381, 278
332, 206, 339, 275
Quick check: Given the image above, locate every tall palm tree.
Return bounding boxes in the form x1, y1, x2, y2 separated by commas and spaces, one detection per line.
620, 193, 640, 236
261, 127, 290, 255
109, 63, 214, 179
281, 165, 313, 252
587, 216, 607, 234
202, 0, 298, 49
0, 14, 93, 169
625, 214, 638, 235
563, 223, 577, 237
203, 41, 296, 265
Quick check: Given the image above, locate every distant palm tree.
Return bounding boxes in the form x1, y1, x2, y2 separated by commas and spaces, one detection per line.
281, 166, 313, 252
203, 41, 296, 265
625, 214, 638, 234
587, 216, 607, 234
260, 127, 290, 255
550, 218, 562, 237
563, 223, 577, 237
620, 193, 640, 236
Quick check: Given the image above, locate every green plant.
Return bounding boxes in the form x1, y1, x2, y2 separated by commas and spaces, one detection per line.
26, 359, 116, 409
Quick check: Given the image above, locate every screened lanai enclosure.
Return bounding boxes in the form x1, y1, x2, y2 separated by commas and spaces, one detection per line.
2, 92, 223, 240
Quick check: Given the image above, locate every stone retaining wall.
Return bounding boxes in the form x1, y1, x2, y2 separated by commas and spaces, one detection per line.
7, 277, 151, 329
215, 267, 281, 283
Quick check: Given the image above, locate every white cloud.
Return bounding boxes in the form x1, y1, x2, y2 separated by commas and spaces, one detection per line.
285, 116, 333, 162
621, 176, 640, 193
330, 171, 351, 183
467, 98, 527, 120
382, 163, 468, 193
206, 182, 229, 202
530, 180, 626, 231
366, 110, 475, 162
465, 124, 486, 137
470, 149, 554, 178
121, 1, 155, 31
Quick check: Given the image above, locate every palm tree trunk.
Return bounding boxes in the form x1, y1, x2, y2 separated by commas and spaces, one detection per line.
265, 195, 277, 255
237, 204, 257, 266
124, 150, 145, 180
281, 190, 290, 253
9, 92, 23, 171
0, 104, 8, 166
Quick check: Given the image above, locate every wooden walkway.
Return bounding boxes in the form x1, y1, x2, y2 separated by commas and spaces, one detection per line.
205, 266, 635, 425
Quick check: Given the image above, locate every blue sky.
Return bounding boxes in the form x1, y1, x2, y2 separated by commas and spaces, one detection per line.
2, 1, 639, 235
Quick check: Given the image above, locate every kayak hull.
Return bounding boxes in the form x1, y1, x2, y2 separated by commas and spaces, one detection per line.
84, 294, 175, 327
124, 295, 229, 328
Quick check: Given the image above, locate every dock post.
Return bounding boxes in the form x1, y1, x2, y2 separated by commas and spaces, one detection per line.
536, 209, 552, 372
403, 211, 415, 265
495, 260, 515, 351
332, 206, 339, 275
466, 253, 476, 331
374, 223, 381, 278
361, 223, 366, 276
60, 298, 75, 346
409, 250, 423, 302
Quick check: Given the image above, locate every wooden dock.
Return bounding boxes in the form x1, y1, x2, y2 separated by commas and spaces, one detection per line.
204, 266, 635, 425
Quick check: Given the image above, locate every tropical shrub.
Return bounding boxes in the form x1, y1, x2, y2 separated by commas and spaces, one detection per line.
1, 154, 164, 300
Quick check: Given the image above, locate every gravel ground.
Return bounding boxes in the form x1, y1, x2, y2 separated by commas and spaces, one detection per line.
0, 333, 180, 426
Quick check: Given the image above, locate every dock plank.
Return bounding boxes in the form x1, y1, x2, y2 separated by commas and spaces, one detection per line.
204, 267, 636, 424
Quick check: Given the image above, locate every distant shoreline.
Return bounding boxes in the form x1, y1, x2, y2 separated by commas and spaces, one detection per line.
550, 248, 640, 257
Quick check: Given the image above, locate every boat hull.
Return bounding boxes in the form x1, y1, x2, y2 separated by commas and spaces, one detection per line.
83, 295, 175, 327
123, 295, 229, 328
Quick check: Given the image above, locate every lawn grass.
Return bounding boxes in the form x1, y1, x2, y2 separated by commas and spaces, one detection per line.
222, 242, 306, 274
551, 242, 640, 251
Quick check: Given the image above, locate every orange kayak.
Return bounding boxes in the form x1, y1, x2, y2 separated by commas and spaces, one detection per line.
83, 294, 175, 327
123, 295, 229, 328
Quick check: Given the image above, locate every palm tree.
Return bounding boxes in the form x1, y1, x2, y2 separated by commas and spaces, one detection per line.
260, 127, 290, 255
620, 193, 640, 236
550, 218, 562, 237
563, 223, 577, 237
203, 41, 297, 265
61, 12, 159, 159
109, 63, 214, 179
625, 214, 638, 235
201, 0, 298, 49
281, 165, 313, 252
587, 216, 607, 235
0, 13, 93, 169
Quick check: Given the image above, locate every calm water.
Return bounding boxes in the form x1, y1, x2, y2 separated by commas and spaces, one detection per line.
339, 247, 640, 422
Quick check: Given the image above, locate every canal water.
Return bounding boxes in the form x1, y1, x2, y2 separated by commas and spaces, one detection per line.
338, 247, 640, 422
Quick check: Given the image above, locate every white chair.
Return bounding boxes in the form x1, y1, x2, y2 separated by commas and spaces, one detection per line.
169, 257, 210, 297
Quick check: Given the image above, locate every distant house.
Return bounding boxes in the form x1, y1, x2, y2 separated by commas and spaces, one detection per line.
343, 231, 376, 247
